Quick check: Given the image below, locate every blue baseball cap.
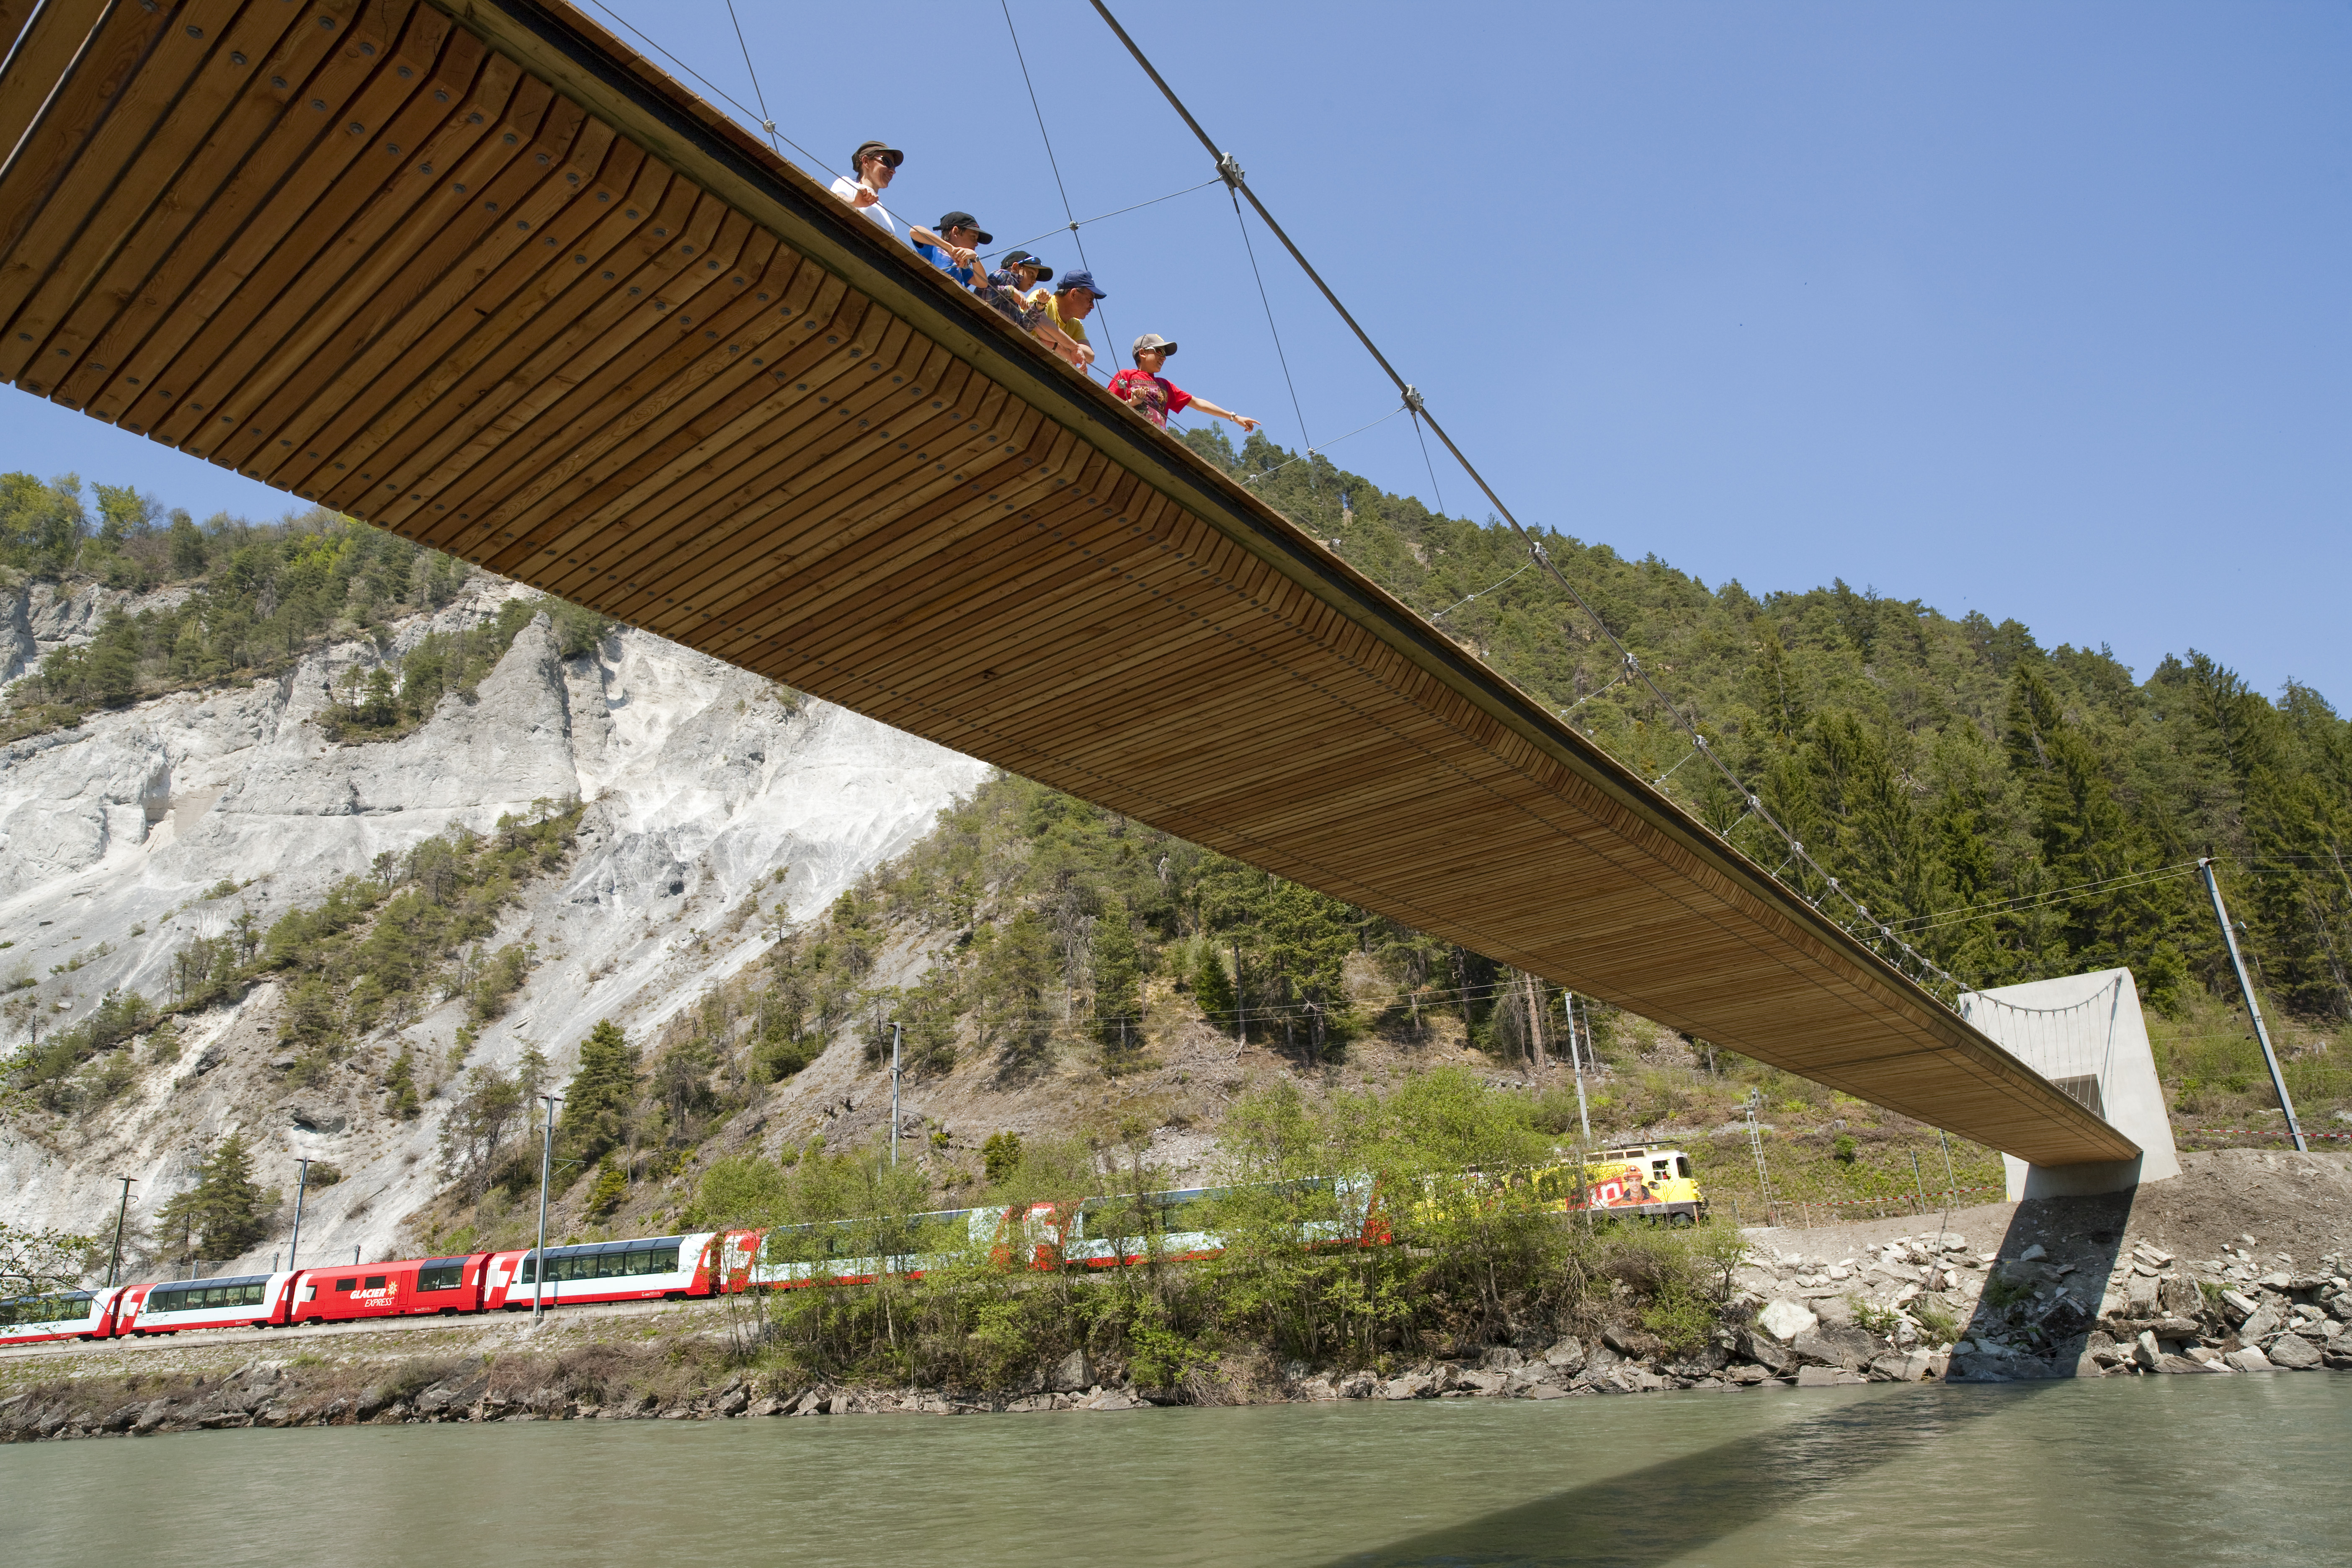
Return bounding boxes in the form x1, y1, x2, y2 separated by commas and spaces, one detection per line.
1057, 270, 1105, 298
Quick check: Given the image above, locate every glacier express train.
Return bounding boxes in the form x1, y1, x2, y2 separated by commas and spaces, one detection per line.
0, 1153, 1700, 1346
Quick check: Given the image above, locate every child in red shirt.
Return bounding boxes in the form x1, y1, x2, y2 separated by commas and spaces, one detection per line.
1106, 334, 1259, 434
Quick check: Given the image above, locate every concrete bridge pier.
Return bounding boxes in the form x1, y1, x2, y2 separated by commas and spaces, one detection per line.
1960, 968, 2182, 1201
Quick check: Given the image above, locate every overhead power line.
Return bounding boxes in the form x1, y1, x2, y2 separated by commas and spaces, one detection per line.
1084, 0, 1961, 1001
1889, 862, 2203, 936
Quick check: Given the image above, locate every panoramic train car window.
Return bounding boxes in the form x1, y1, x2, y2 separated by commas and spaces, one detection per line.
1, 1292, 94, 1326
418, 1261, 466, 1291
517, 1240, 684, 1284
150, 1280, 267, 1314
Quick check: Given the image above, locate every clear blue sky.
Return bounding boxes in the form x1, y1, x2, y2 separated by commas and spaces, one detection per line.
7, 2, 2344, 700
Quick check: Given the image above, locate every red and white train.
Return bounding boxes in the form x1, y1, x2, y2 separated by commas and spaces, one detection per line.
1, 1155, 1694, 1348
0, 1189, 1343, 1346
0, 1230, 767, 1346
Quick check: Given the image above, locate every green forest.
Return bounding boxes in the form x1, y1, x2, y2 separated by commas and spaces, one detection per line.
1186, 426, 2352, 1021
0, 472, 609, 744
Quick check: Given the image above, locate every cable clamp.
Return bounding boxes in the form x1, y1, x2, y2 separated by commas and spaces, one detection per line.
761, 120, 775, 132
1402, 384, 1426, 415
1216, 151, 1246, 188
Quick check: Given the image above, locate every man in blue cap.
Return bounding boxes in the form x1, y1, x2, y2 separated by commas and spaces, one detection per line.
977, 247, 1050, 330
1044, 271, 1103, 371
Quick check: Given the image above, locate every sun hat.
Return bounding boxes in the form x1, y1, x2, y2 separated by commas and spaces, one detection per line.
851, 139, 903, 169
999, 248, 1054, 282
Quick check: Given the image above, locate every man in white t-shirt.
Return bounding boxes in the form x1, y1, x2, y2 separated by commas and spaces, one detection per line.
828, 139, 902, 236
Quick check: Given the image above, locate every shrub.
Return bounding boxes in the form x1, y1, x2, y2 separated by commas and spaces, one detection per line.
981, 1132, 1024, 1185
585, 1160, 628, 1219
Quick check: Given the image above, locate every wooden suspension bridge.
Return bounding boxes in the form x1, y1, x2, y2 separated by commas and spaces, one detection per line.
0, 0, 2137, 1168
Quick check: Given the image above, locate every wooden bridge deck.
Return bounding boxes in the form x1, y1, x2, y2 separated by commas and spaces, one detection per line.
0, 0, 2136, 1166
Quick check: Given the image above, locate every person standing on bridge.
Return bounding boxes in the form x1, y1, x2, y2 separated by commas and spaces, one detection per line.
1044, 271, 1104, 372
829, 140, 904, 236
1106, 333, 1258, 435
913, 211, 990, 286
980, 248, 1053, 328
980, 249, 1089, 363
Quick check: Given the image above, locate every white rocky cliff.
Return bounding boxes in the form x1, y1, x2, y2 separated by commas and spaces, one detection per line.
0, 578, 990, 1270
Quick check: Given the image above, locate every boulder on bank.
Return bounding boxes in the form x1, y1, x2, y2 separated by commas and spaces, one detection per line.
2264, 1334, 2324, 1371
1789, 1323, 1877, 1371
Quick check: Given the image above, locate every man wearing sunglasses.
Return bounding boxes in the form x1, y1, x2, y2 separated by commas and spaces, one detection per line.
829, 139, 903, 235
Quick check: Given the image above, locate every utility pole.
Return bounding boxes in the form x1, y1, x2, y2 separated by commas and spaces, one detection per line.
286, 1158, 312, 1271
1524, 971, 1548, 1073
106, 1177, 134, 1287
1232, 939, 1245, 1048
533, 1093, 563, 1320
1937, 1128, 1959, 1239
1908, 1150, 1930, 1218
1559, 993, 1591, 1142
888, 1021, 903, 1167
1744, 1090, 1776, 1225
2200, 857, 2306, 1152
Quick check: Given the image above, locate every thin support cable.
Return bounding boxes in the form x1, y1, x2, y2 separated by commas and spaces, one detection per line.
1561, 668, 1627, 714
1240, 404, 1406, 485
982, 179, 1222, 263
581, 1, 834, 176
1230, 189, 1311, 451
1001, 0, 1112, 350
1652, 747, 1700, 788
1410, 410, 1447, 516
721, 0, 779, 153
1430, 559, 1532, 619
1088, 0, 1968, 999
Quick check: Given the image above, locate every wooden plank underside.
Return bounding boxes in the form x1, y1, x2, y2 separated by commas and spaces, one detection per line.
0, 0, 2139, 1167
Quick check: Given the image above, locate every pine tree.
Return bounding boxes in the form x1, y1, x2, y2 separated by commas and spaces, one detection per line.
1263, 880, 1354, 1065
156, 1133, 269, 1261
1191, 941, 1237, 1027
1091, 900, 1142, 1049
560, 1019, 638, 1166
384, 1045, 420, 1119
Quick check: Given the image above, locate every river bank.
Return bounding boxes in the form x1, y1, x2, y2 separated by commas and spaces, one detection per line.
5, 1150, 2345, 1443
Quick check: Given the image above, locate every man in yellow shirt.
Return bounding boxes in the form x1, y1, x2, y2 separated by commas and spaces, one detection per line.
1043, 271, 1103, 372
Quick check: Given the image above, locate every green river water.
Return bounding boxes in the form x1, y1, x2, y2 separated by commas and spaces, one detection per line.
4, 1376, 2345, 1565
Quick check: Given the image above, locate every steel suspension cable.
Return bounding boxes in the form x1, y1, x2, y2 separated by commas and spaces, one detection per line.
1086, 0, 1960, 997
582, 0, 836, 177
1002, 0, 1114, 353
982, 178, 1222, 264
1229, 191, 1311, 451
720, 0, 780, 154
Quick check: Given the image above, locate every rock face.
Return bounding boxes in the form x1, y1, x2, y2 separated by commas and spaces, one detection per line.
0, 578, 990, 1261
